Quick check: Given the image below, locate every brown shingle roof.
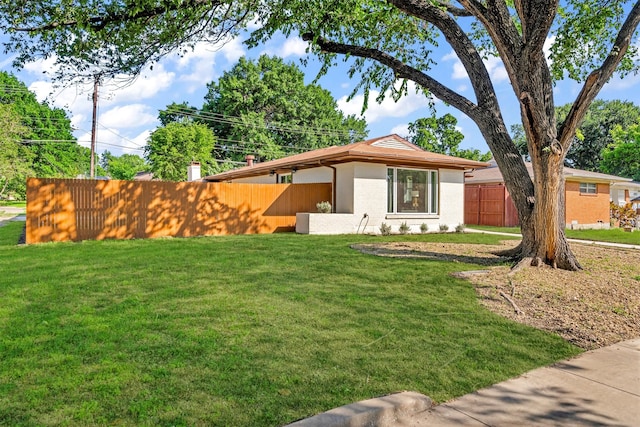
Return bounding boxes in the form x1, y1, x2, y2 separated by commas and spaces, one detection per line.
204, 134, 489, 181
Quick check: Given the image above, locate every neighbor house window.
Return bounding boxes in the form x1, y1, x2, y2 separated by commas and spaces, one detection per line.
579, 182, 597, 194
279, 174, 292, 184
387, 168, 438, 214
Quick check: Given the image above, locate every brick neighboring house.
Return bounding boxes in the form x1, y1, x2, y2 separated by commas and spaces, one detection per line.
464, 161, 632, 229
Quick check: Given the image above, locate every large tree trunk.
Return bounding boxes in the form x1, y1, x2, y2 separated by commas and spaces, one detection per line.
473, 108, 582, 271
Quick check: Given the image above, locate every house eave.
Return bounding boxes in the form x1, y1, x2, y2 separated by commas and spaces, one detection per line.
205, 152, 488, 182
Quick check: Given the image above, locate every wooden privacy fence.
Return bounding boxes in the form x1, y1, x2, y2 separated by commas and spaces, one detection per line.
464, 183, 519, 227
26, 178, 332, 244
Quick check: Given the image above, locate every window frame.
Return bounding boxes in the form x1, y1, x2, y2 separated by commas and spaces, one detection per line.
579, 182, 597, 195
386, 167, 439, 215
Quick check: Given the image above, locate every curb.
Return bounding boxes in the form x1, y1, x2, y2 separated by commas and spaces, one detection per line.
285, 391, 433, 427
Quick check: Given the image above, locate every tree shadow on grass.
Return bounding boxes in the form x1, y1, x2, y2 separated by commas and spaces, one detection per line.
351, 242, 513, 267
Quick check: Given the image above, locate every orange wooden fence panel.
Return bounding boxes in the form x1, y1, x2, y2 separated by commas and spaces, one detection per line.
465, 184, 519, 227
26, 178, 332, 244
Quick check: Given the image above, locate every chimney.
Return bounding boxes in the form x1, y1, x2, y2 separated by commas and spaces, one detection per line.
187, 162, 201, 181
245, 155, 255, 167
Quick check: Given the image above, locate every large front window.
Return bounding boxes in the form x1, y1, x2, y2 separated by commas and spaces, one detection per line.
387, 168, 438, 214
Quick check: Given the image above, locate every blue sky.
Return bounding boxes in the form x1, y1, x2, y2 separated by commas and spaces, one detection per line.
1, 28, 639, 159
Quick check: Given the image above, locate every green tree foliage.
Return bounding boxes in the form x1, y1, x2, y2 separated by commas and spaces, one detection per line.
0, 104, 32, 199
409, 114, 491, 161
100, 151, 149, 180
557, 100, 640, 171
601, 123, 640, 181
158, 102, 198, 126
0, 1, 254, 80
511, 100, 640, 171
510, 124, 530, 161
145, 122, 215, 181
201, 55, 368, 163
0, 72, 83, 179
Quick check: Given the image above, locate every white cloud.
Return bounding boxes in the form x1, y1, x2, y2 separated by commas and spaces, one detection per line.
99, 104, 157, 129
170, 38, 245, 91
79, 127, 150, 157
443, 51, 467, 80
279, 37, 308, 58
0, 54, 16, 70
28, 80, 94, 119
443, 50, 508, 83
23, 56, 58, 76
337, 82, 435, 123
484, 57, 509, 83
103, 64, 175, 104
390, 123, 410, 138
543, 35, 556, 66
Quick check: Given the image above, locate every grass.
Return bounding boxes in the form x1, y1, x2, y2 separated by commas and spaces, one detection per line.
0, 224, 580, 426
469, 225, 640, 245
0, 201, 26, 208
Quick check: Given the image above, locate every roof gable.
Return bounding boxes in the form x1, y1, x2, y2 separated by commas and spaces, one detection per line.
369, 135, 421, 151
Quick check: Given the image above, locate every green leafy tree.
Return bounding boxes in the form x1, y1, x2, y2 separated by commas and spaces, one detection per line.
202, 55, 368, 163
3, 1, 640, 271
511, 100, 640, 170
0, 72, 82, 178
158, 102, 198, 126
0, 104, 33, 200
510, 124, 530, 161
409, 114, 491, 161
557, 100, 640, 171
145, 122, 215, 182
100, 151, 148, 180
601, 123, 640, 181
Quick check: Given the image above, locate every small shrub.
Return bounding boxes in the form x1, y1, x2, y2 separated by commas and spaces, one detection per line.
316, 201, 332, 213
455, 223, 465, 233
379, 222, 392, 236
399, 222, 410, 235
610, 202, 637, 229
439, 224, 449, 232
420, 223, 428, 234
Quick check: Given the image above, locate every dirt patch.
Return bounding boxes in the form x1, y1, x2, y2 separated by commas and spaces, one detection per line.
352, 240, 640, 350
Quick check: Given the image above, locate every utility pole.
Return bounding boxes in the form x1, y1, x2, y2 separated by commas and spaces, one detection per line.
90, 74, 100, 179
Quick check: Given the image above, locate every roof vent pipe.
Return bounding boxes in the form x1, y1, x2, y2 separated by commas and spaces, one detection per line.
246, 155, 255, 167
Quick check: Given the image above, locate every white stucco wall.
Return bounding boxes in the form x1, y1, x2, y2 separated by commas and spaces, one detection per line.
292, 167, 333, 184
335, 163, 355, 213
231, 174, 277, 184
437, 169, 465, 228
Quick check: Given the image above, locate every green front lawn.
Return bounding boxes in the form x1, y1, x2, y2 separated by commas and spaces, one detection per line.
565, 228, 640, 245
0, 225, 579, 426
468, 225, 639, 245
0, 201, 26, 208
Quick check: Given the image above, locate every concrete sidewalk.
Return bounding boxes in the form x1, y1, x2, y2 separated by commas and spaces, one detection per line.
287, 338, 640, 427
0, 206, 26, 225
465, 227, 640, 250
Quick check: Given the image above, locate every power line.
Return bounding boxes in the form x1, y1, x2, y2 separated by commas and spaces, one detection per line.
166, 105, 363, 139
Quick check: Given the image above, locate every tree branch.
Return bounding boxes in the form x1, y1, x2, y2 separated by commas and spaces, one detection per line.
436, 1, 473, 16
558, 1, 640, 149
389, 0, 499, 113
302, 32, 478, 117
519, 0, 558, 51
